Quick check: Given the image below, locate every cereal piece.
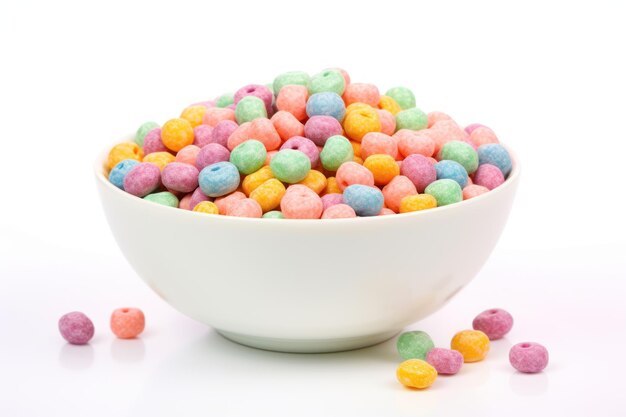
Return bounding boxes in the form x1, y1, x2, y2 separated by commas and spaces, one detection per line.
215, 93, 235, 108
143, 128, 167, 155
363, 154, 399, 186
424, 179, 462, 206
198, 161, 241, 197
175, 145, 201, 166
281, 136, 320, 167
470, 126, 499, 146
397, 330, 435, 360
435, 160, 469, 188
230, 140, 267, 174
321, 193, 343, 210
110, 308, 145, 339
345, 102, 372, 116
385, 86, 416, 110
322, 204, 356, 219
235, 96, 268, 124
395, 129, 435, 158
325, 67, 351, 85
304, 115, 343, 146
426, 348, 464, 375
188, 187, 210, 210
180, 105, 208, 128
262, 210, 285, 219
195, 143, 231, 171
143, 191, 179, 207
58, 312, 94, 345
280, 184, 324, 219
395, 107, 428, 131
360, 132, 397, 159
439, 140, 479, 174
319, 135, 354, 171
227, 198, 263, 218
378, 95, 402, 115
192, 201, 219, 214
109, 159, 140, 189
464, 123, 485, 135
211, 120, 238, 147
342, 184, 384, 217
336, 162, 375, 190
234, 84, 273, 114
143, 152, 175, 171
509, 342, 549, 373
343, 83, 380, 107
161, 118, 194, 152
276, 85, 308, 121
451, 330, 490, 362
161, 162, 199, 193
473, 164, 505, 190
400, 154, 437, 193
271, 111, 305, 141
306, 92, 346, 121
135, 121, 160, 146
472, 308, 514, 340
214, 191, 246, 214
309, 69, 345, 95
376, 109, 396, 136
477, 144, 512, 176
193, 125, 214, 148
462, 184, 490, 200
400, 194, 437, 213
107, 142, 143, 170
343, 106, 381, 142
298, 170, 327, 194
324, 176, 342, 194
202, 107, 236, 127
123, 163, 161, 197
270, 149, 311, 183
430, 119, 469, 154
272, 70, 311, 94
242, 166, 274, 195
179, 193, 192, 210
396, 359, 437, 389
250, 178, 286, 212
382, 175, 417, 212
427, 111, 452, 128
379, 208, 395, 215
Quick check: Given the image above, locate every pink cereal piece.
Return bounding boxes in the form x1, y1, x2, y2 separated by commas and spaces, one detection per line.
360, 132, 398, 159
304, 115, 344, 146
265, 150, 278, 165
280, 136, 320, 167
179, 192, 193, 210
191, 100, 216, 108
193, 125, 214, 148
378, 207, 395, 215
202, 107, 236, 127
214, 191, 246, 215
464, 123, 486, 135
271, 111, 305, 141
336, 161, 375, 190
195, 143, 231, 171
123, 163, 161, 197
227, 198, 263, 218
161, 162, 199, 193
322, 203, 356, 219
382, 175, 418, 212
472, 308, 514, 340
227, 122, 253, 150
395, 129, 435, 158
470, 126, 499, 146
427, 111, 453, 128
462, 184, 490, 200
175, 145, 201, 166
211, 120, 239, 148
280, 185, 324, 219
321, 193, 343, 210
234, 84, 274, 114
250, 118, 282, 151
400, 154, 437, 193
473, 164, 505, 190
143, 128, 167, 155
509, 342, 549, 373
189, 187, 210, 210
430, 119, 469, 155
426, 348, 464, 375
342, 83, 380, 107
58, 312, 95, 345
376, 109, 396, 136
276, 85, 309, 121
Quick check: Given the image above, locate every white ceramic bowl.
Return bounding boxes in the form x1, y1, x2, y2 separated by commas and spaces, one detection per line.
95, 141, 520, 352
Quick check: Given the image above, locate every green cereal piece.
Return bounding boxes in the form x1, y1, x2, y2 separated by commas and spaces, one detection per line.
215, 93, 234, 108
230, 140, 267, 175
395, 107, 428, 131
439, 140, 479, 174
319, 135, 354, 171
397, 331, 435, 360
143, 191, 179, 208
135, 121, 160, 147
424, 179, 462, 206
385, 86, 416, 110
309, 69, 345, 95
262, 210, 285, 219
270, 149, 311, 183
272, 71, 311, 94
235, 96, 267, 124
265, 83, 275, 95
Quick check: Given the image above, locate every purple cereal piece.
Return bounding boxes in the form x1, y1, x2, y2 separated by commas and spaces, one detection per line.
234, 84, 273, 114
400, 154, 437, 193
473, 164, 505, 190
189, 187, 210, 210
58, 312, 94, 345
280, 136, 320, 167
211, 120, 239, 148
123, 163, 161, 197
193, 125, 214, 148
161, 162, 199, 193
304, 115, 343, 146
426, 348, 464, 375
509, 342, 549, 373
472, 308, 514, 340
464, 123, 486, 135
143, 128, 167, 155
321, 193, 343, 210
195, 143, 231, 171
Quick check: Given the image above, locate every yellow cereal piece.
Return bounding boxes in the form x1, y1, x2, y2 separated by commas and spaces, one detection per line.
192, 201, 219, 214
250, 178, 286, 212
242, 165, 274, 196
396, 359, 437, 389
298, 170, 328, 194
143, 151, 175, 171
107, 142, 143, 170
353, 156, 364, 165
363, 154, 399, 185
399, 194, 437, 213
161, 118, 194, 152
343, 106, 381, 142
378, 95, 402, 115
180, 105, 208, 128
451, 330, 490, 362
323, 177, 342, 195
345, 102, 372, 115
350, 140, 361, 158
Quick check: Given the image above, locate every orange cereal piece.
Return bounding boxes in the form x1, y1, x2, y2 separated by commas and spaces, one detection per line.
110, 307, 145, 339
161, 118, 194, 152
396, 359, 437, 389
342, 83, 380, 107
226, 122, 253, 150
399, 194, 437, 213
276, 85, 308, 121
271, 110, 305, 141
250, 178, 286, 212
249, 118, 282, 151
143, 151, 175, 171
242, 165, 274, 195
180, 105, 208, 128
378, 95, 402, 115
360, 132, 398, 159
107, 142, 143, 170
376, 109, 396, 136
343, 106, 381, 142
324, 177, 342, 194
202, 107, 236, 127
350, 140, 361, 157
451, 330, 490, 362
353, 156, 364, 165
363, 154, 400, 186
298, 170, 328, 194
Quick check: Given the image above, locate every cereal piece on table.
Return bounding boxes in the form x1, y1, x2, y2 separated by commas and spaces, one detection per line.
135, 121, 160, 146
107, 142, 143, 170
509, 342, 549, 373
426, 348, 464, 375
58, 312, 94, 345
110, 308, 145, 339
270, 149, 311, 184
397, 330, 435, 360
472, 308, 514, 340
451, 330, 490, 362
396, 359, 437, 389
342, 185, 384, 217
143, 191, 179, 207
385, 86, 416, 110
424, 179, 462, 206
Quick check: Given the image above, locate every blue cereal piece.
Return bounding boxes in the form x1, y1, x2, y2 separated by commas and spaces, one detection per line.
343, 185, 384, 217
198, 161, 241, 197
109, 159, 140, 189
306, 92, 346, 122
477, 144, 512, 177
435, 160, 469, 188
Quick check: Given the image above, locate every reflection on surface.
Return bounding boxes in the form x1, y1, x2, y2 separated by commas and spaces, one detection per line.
509, 371, 549, 396
111, 338, 146, 363
58, 343, 94, 370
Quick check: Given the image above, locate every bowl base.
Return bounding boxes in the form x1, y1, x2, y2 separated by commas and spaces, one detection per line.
217, 329, 400, 353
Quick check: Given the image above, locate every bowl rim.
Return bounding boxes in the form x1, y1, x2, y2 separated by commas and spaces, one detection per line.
95, 139, 520, 225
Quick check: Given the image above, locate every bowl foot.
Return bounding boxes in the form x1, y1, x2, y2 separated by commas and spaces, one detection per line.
216, 329, 400, 353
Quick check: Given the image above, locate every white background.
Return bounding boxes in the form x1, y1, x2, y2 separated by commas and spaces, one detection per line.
1, 1, 625, 416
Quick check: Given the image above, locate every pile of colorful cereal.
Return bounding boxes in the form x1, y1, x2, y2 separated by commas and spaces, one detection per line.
106, 68, 513, 218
